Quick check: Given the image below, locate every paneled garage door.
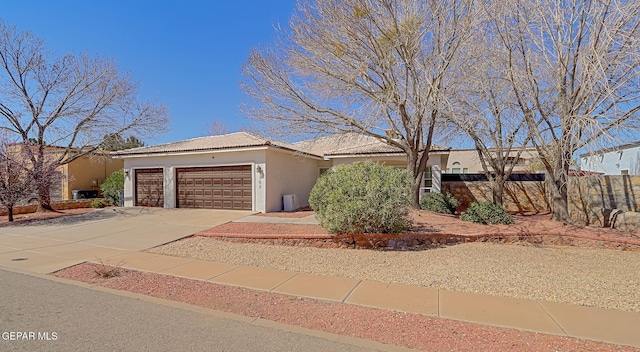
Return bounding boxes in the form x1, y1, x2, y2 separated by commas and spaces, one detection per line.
176, 165, 252, 210
135, 168, 164, 207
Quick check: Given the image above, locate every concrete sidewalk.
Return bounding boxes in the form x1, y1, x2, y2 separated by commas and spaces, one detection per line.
90, 252, 640, 349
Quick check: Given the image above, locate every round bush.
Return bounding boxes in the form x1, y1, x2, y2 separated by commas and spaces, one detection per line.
309, 160, 413, 234
100, 169, 124, 206
460, 201, 514, 225
420, 192, 459, 214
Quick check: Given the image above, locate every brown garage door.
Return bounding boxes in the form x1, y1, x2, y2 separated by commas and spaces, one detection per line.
176, 165, 252, 210
135, 168, 164, 207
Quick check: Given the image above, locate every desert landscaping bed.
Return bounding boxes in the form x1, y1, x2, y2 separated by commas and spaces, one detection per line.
54, 263, 639, 352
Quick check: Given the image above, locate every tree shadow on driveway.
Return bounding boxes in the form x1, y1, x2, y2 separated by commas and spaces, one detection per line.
5, 207, 159, 227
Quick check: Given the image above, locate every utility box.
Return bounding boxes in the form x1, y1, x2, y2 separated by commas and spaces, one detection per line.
117, 189, 124, 207
283, 194, 298, 212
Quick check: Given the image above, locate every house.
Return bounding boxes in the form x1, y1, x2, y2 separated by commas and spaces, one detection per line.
6, 144, 123, 201
445, 147, 540, 174
112, 132, 450, 212
580, 141, 640, 175
55, 151, 124, 200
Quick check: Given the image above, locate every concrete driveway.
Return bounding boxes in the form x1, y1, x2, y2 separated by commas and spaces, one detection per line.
0, 208, 252, 274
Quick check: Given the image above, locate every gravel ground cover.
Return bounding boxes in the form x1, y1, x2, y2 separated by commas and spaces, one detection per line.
150, 239, 640, 313
54, 263, 639, 352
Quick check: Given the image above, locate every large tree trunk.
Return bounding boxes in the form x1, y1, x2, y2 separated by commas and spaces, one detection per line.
33, 158, 56, 212
36, 183, 54, 212
407, 150, 422, 208
491, 176, 505, 206
549, 170, 570, 222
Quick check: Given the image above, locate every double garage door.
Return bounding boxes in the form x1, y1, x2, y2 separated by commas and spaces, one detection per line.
176, 166, 252, 210
135, 166, 252, 210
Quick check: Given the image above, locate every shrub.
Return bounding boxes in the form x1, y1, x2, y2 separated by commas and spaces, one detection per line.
90, 199, 108, 208
461, 201, 514, 225
420, 192, 459, 214
309, 160, 413, 234
100, 169, 124, 206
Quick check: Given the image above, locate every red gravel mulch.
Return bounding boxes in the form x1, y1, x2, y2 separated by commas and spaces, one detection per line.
195, 210, 640, 249
53, 263, 639, 352
0, 208, 95, 227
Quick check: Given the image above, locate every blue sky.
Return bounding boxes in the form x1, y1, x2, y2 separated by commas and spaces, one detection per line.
2, 0, 295, 144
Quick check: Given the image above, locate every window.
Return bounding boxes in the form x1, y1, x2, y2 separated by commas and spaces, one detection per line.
622, 170, 629, 175
319, 167, 330, 176
423, 168, 432, 188
463, 168, 469, 174
451, 161, 461, 174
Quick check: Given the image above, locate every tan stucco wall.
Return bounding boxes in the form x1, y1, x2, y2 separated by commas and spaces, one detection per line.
265, 151, 321, 212
446, 148, 539, 174
63, 155, 123, 200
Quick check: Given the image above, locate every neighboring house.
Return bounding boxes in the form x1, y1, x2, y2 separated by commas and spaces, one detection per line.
6, 144, 123, 201
580, 141, 640, 175
56, 151, 124, 200
112, 132, 450, 213
445, 147, 540, 174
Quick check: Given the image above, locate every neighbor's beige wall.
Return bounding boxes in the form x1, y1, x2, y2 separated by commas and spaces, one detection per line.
446, 149, 540, 174
64, 155, 123, 200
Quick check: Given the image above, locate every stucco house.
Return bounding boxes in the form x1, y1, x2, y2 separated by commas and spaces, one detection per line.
580, 141, 640, 175
445, 147, 540, 174
112, 132, 450, 213
6, 144, 123, 201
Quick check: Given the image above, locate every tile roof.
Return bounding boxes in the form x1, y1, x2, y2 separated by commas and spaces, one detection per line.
112, 132, 303, 156
113, 131, 449, 158
294, 133, 449, 157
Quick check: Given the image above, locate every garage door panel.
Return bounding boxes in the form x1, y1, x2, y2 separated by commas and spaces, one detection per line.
176, 165, 252, 210
135, 168, 164, 207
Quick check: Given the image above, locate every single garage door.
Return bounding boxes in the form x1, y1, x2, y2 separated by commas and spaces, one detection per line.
135, 168, 164, 207
176, 165, 252, 210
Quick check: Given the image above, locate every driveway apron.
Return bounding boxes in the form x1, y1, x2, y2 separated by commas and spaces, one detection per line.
0, 208, 252, 273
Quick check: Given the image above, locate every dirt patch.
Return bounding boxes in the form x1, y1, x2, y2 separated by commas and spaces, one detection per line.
53, 263, 638, 352
253, 210, 316, 219
197, 222, 329, 236
0, 208, 95, 227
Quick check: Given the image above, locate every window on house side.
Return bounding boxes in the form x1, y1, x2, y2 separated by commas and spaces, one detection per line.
423, 168, 432, 188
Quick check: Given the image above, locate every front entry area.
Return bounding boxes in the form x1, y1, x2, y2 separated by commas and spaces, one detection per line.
176, 165, 252, 210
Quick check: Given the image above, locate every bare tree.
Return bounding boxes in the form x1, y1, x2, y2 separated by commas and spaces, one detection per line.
486, 0, 640, 221
0, 21, 170, 211
0, 139, 34, 221
241, 0, 481, 206
448, 31, 532, 205
205, 119, 228, 136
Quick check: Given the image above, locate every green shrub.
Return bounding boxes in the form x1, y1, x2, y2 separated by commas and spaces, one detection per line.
100, 169, 124, 206
309, 160, 413, 234
420, 192, 459, 214
461, 201, 514, 225
91, 199, 108, 208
